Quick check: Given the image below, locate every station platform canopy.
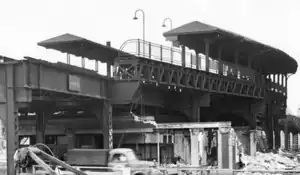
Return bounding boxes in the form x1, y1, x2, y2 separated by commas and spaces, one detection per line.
163, 21, 298, 74
38, 33, 132, 63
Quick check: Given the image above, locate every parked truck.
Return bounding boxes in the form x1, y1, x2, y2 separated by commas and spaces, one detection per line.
63, 148, 163, 175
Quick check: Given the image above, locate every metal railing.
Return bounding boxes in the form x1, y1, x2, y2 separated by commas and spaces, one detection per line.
120, 39, 256, 82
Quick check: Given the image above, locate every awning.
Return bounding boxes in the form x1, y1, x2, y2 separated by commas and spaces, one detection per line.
38, 33, 133, 63
163, 21, 298, 74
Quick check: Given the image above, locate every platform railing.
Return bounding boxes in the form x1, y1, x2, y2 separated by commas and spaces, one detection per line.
120, 39, 256, 82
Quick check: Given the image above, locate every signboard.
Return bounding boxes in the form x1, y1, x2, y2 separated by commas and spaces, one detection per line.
68, 74, 81, 92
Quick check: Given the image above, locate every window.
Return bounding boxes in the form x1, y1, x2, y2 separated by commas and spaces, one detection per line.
111, 153, 127, 162
19, 136, 30, 146
125, 151, 138, 161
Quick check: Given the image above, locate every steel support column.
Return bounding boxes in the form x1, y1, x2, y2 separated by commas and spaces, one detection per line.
217, 47, 223, 75
35, 109, 54, 144
192, 97, 200, 122
234, 51, 239, 77
181, 46, 186, 67
66, 128, 75, 149
274, 115, 281, 149
205, 40, 210, 72
2, 64, 19, 175
284, 74, 288, 150
93, 100, 113, 149
102, 100, 113, 149
36, 112, 45, 144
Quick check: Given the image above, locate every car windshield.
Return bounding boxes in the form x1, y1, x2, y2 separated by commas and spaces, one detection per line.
126, 150, 138, 161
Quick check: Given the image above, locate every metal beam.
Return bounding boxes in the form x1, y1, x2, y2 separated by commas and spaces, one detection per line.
157, 122, 231, 129
76, 128, 154, 134
117, 57, 265, 99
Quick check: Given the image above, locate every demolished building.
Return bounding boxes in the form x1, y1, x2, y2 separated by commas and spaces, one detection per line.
0, 20, 298, 174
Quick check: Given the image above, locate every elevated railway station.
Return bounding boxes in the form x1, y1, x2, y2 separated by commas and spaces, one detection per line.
0, 21, 298, 174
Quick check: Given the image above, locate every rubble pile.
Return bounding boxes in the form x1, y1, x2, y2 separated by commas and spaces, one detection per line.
240, 150, 300, 171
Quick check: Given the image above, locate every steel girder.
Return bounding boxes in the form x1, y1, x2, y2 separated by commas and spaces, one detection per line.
115, 57, 264, 99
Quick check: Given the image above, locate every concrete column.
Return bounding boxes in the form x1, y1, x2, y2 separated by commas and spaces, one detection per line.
199, 130, 207, 165
250, 130, 257, 156
290, 132, 293, 151
218, 127, 231, 169
190, 129, 201, 166
229, 129, 236, 169
280, 130, 285, 149
284, 120, 288, 150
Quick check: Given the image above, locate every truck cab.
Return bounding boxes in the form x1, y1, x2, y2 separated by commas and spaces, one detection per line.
66, 148, 162, 175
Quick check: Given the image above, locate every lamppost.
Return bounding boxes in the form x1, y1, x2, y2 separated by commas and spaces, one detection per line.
162, 17, 173, 30
133, 9, 145, 55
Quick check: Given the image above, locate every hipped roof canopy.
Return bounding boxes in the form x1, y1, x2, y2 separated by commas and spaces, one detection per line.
38, 33, 132, 63
163, 21, 298, 74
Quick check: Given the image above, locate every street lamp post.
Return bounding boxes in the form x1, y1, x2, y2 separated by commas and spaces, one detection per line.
162, 17, 173, 30
133, 9, 145, 55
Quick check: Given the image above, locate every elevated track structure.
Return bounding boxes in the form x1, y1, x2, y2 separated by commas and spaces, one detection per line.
0, 21, 298, 174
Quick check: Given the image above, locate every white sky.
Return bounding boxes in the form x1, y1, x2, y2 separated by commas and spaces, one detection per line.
0, 0, 299, 114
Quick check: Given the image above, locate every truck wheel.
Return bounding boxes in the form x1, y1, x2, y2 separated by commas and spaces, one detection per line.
134, 173, 144, 175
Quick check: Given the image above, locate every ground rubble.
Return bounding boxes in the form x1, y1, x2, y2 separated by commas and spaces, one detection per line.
238, 149, 300, 175
163, 149, 300, 174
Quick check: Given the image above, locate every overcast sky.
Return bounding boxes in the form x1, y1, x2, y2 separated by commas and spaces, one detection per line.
0, 0, 299, 114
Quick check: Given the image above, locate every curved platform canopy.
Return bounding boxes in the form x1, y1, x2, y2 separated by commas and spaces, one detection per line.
38, 33, 132, 63
163, 21, 298, 74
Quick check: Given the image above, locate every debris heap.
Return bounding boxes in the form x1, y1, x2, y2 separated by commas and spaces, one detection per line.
239, 150, 300, 174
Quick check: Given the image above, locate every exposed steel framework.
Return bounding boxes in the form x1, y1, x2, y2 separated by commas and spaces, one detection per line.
1, 20, 298, 175
115, 39, 264, 99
